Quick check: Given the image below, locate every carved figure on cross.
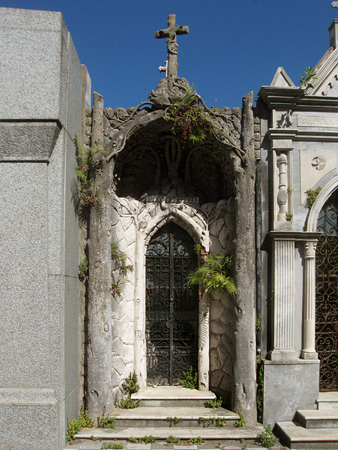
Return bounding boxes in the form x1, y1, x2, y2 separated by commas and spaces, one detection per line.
155, 14, 189, 78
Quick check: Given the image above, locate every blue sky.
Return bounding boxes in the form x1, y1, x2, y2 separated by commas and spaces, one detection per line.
1, 1, 337, 109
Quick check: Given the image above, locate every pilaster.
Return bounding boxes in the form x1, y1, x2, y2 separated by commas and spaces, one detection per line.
269, 237, 298, 361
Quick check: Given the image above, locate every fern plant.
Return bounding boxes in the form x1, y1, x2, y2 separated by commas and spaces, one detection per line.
186, 253, 237, 296
165, 85, 213, 146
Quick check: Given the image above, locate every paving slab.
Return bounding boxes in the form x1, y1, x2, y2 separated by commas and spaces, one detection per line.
132, 387, 216, 407
74, 425, 264, 441
112, 406, 237, 419
132, 387, 216, 400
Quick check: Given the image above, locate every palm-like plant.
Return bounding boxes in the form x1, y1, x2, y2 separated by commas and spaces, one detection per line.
186, 253, 237, 296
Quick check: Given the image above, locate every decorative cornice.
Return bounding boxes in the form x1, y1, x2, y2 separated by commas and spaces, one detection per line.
258, 86, 338, 112
268, 231, 322, 241
267, 127, 338, 143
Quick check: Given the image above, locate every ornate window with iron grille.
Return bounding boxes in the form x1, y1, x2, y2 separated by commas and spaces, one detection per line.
316, 190, 338, 391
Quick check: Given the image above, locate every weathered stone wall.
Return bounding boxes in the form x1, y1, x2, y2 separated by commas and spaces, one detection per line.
111, 196, 137, 399
108, 192, 236, 402
201, 199, 236, 403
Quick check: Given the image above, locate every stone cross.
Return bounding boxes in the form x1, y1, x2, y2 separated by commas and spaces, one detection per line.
332, 1, 338, 11
154, 14, 189, 78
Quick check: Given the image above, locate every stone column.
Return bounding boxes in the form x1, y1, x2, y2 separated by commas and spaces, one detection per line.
269, 237, 298, 361
232, 92, 257, 425
301, 240, 318, 360
87, 92, 113, 416
198, 293, 210, 391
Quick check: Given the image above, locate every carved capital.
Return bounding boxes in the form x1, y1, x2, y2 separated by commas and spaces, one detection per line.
304, 241, 317, 259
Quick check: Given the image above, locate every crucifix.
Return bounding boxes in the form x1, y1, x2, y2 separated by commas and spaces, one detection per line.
154, 14, 189, 78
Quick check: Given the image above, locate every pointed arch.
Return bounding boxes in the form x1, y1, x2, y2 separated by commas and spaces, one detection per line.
307, 176, 338, 232
143, 207, 209, 253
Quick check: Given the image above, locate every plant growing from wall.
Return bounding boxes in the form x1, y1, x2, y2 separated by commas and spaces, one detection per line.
186, 253, 237, 296
166, 436, 181, 444
116, 372, 140, 409
204, 397, 223, 408
189, 437, 204, 444
127, 436, 157, 444
101, 443, 123, 450
178, 366, 198, 389
300, 67, 317, 89
66, 404, 93, 441
235, 412, 245, 428
74, 135, 107, 207
111, 242, 133, 295
97, 408, 116, 429
305, 187, 322, 208
257, 360, 264, 423
257, 425, 278, 448
78, 256, 89, 280
285, 212, 293, 222
122, 371, 140, 395
167, 417, 182, 427
198, 417, 226, 427
165, 86, 214, 146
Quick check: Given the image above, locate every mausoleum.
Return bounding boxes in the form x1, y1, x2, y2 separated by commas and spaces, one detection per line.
1, 6, 338, 450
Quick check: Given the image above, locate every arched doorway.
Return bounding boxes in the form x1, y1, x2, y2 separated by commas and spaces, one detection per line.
316, 190, 338, 391
146, 223, 199, 385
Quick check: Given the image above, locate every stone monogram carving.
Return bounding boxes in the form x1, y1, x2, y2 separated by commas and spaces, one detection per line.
312, 156, 326, 171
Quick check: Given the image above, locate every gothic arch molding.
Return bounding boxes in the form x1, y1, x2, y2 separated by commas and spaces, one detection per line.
143, 207, 209, 252
133, 202, 210, 388
307, 176, 338, 232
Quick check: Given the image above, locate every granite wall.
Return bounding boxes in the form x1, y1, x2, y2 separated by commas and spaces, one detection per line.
0, 8, 84, 450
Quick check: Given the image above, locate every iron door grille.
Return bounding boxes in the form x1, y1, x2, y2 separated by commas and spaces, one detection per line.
146, 223, 198, 385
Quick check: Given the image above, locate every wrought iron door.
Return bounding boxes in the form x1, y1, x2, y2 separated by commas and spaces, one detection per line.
146, 223, 198, 385
316, 191, 338, 391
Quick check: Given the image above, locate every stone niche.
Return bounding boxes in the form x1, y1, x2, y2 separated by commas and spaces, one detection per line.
105, 107, 238, 404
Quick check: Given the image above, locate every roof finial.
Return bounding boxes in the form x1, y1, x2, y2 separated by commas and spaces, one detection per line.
332, 1, 338, 14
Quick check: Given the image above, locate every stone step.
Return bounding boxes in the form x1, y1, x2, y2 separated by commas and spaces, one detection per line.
275, 421, 338, 449
131, 386, 216, 408
296, 409, 338, 428
111, 406, 239, 428
317, 392, 338, 410
74, 425, 265, 442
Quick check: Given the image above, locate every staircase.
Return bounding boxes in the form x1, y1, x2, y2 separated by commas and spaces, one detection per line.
74, 386, 264, 444
275, 392, 338, 449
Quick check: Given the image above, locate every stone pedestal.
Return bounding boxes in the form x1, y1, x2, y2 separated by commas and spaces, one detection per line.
263, 360, 320, 426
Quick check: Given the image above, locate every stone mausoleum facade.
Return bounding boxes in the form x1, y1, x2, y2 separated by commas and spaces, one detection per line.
2, 7, 338, 450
